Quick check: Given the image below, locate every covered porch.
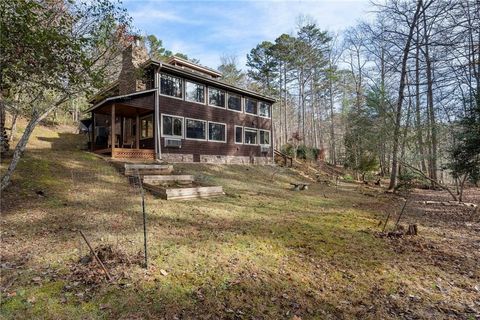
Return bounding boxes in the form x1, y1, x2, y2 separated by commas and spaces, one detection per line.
91, 102, 156, 160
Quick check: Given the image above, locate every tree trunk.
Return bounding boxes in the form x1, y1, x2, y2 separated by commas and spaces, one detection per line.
311, 77, 318, 149
8, 109, 18, 142
1, 97, 68, 190
388, 0, 423, 191
422, 3, 438, 183
414, 24, 427, 173
458, 174, 468, 202
0, 102, 9, 154
329, 74, 336, 165
400, 75, 413, 174
278, 62, 283, 147
284, 65, 288, 144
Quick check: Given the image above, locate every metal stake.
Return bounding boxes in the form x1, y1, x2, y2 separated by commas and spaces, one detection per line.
142, 189, 148, 268
136, 169, 148, 269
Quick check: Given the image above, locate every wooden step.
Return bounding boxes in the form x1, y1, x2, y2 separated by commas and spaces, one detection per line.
142, 175, 194, 185
144, 184, 224, 200
124, 164, 173, 176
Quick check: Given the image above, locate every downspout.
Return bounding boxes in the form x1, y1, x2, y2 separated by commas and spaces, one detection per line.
155, 63, 162, 161
271, 108, 275, 165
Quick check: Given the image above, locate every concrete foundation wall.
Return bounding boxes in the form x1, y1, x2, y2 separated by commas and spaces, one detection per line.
162, 153, 272, 165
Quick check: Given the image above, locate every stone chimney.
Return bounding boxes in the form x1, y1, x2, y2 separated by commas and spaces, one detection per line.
118, 37, 149, 95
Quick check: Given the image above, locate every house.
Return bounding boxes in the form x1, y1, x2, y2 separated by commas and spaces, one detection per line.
87, 40, 275, 164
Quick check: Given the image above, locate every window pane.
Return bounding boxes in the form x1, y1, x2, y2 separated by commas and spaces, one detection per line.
185, 81, 205, 103
245, 98, 257, 114
259, 102, 271, 117
244, 129, 257, 144
141, 115, 153, 139
209, 88, 225, 107
141, 119, 147, 138
186, 119, 206, 139
209, 123, 226, 141
260, 130, 270, 145
147, 119, 153, 138
162, 116, 173, 136
228, 94, 242, 111
160, 74, 183, 98
173, 118, 183, 136
235, 127, 243, 143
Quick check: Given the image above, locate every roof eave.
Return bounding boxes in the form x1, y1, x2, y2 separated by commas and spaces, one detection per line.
85, 88, 157, 113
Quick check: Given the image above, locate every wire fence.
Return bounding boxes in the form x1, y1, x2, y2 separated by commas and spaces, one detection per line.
70, 166, 147, 264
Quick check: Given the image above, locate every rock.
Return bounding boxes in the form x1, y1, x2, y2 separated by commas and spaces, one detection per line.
160, 269, 168, 276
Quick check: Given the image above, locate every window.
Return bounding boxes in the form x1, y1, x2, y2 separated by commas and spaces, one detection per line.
185, 81, 205, 103
140, 115, 154, 139
235, 126, 243, 144
245, 98, 257, 115
259, 130, 271, 145
162, 114, 183, 137
259, 102, 271, 118
227, 93, 242, 112
244, 128, 257, 145
208, 122, 226, 142
160, 73, 183, 98
208, 87, 225, 108
185, 118, 206, 140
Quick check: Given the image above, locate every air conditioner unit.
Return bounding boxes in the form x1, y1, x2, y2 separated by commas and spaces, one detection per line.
260, 145, 270, 153
165, 138, 182, 148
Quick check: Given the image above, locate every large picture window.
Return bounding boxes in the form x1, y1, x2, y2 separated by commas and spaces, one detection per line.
208, 122, 226, 142
245, 98, 257, 115
140, 114, 154, 139
162, 114, 183, 137
160, 73, 183, 98
227, 93, 242, 112
208, 87, 225, 108
235, 126, 243, 144
185, 81, 205, 103
244, 128, 257, 145
185, 118, 206, 140
259, 129, 270, 145
258, 102, 271, 118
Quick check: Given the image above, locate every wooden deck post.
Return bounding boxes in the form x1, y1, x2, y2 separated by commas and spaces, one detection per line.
111, 104, 116, 157
136, 113, 140, 148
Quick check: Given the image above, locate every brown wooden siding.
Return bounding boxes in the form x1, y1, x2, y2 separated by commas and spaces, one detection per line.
159, 95, 273, 158
120, 92, 155, 110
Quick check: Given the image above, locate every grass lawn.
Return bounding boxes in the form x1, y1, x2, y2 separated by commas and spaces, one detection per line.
1, 123, 479, 319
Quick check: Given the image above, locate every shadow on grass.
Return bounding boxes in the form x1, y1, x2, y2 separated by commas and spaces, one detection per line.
3, 132, 477, 320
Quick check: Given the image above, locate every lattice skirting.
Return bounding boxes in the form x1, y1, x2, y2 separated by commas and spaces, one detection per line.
112, 148, 155, 160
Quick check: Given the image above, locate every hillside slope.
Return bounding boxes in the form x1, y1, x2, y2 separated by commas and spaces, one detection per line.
1, 123, 479, 319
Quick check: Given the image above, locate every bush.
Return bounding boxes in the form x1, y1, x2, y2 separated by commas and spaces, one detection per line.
280, 144, 320, 161
397, 169, 428, 190
296, 145, 320, 161
280, 143, 295, 157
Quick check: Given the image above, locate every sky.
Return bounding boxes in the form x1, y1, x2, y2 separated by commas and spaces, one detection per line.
123, 0, 372, 70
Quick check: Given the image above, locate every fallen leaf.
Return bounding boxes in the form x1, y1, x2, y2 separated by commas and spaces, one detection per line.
160, 269, 168, 276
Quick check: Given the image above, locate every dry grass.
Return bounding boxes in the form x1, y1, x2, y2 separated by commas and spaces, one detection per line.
1, 122, 479, 319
